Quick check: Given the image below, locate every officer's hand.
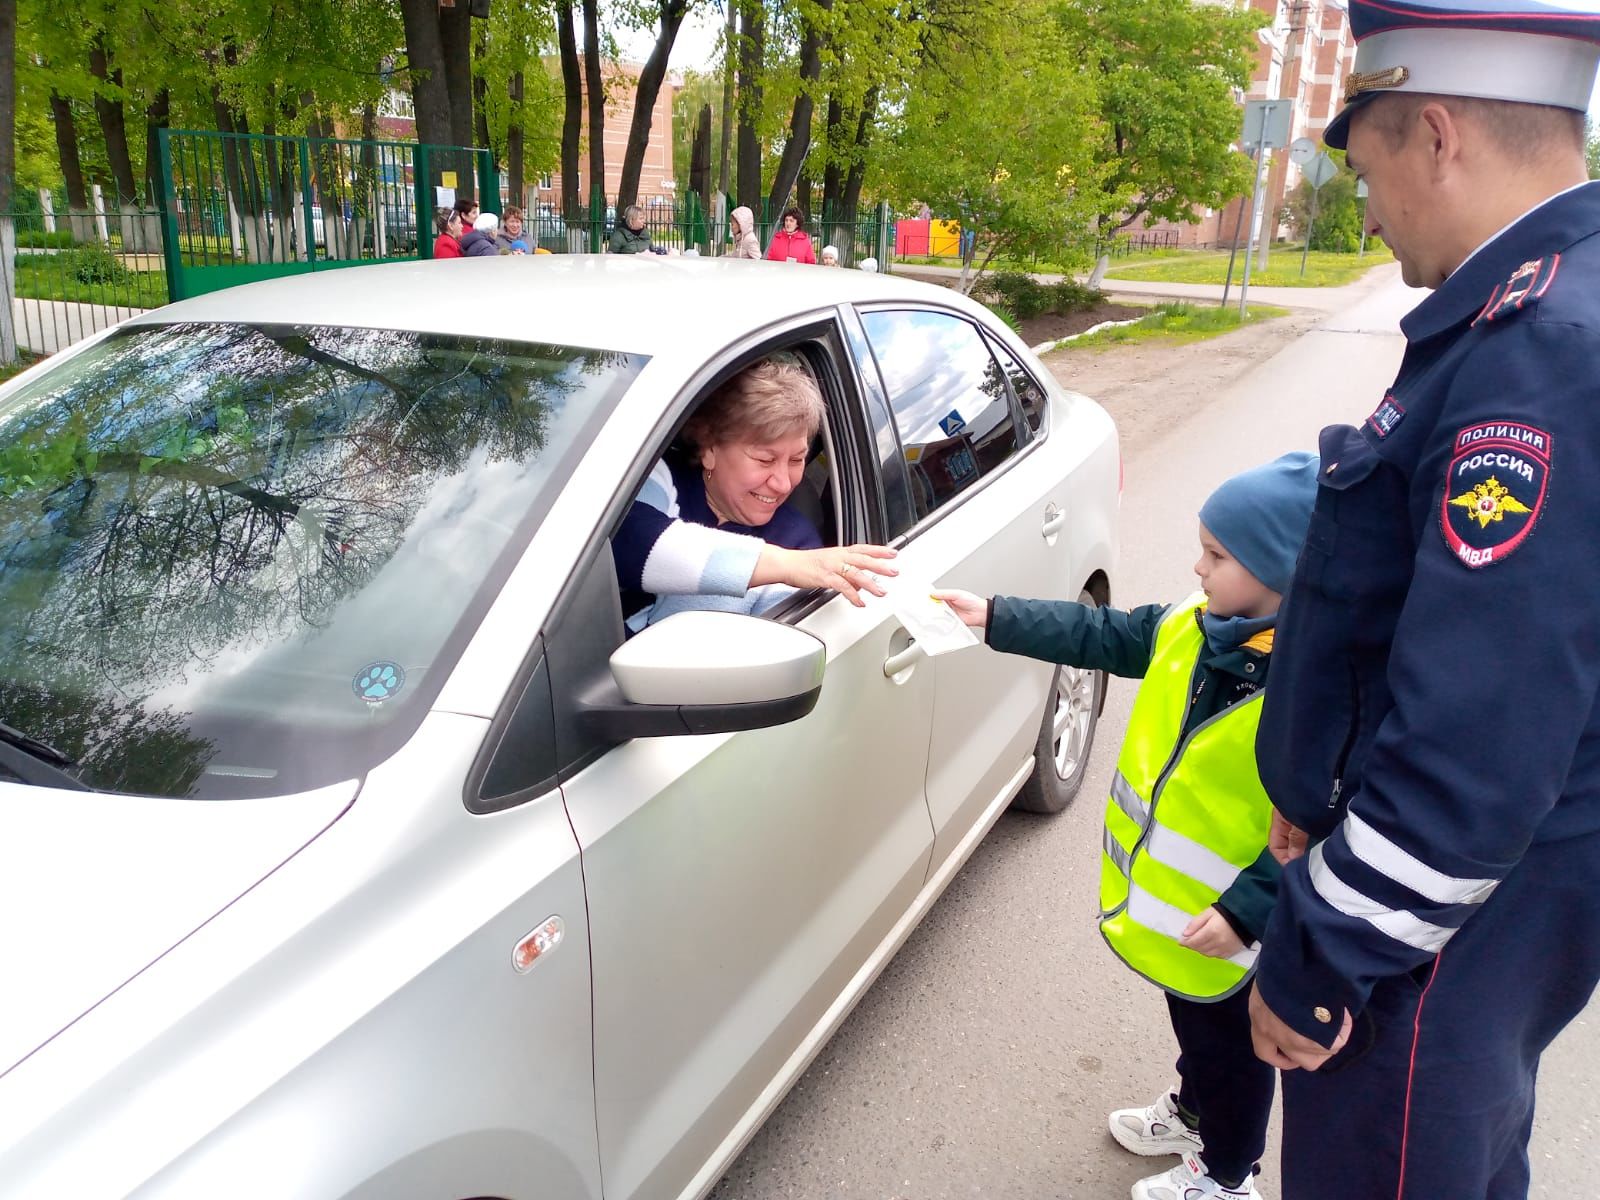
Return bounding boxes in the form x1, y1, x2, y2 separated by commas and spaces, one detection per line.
1248, 981, 1352, 1071
1180, 906, 1245, 959
1268, 808, 1309, 865
930, 589, 989, 629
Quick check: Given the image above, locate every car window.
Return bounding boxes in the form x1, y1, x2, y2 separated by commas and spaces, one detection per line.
858, 309, 1022, 527
0, 322, 643, 799
988, 339, 1048, 439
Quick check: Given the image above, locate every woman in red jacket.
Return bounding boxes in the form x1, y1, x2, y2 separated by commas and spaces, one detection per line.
432, 208, 464, 259
765, 206, 816, 264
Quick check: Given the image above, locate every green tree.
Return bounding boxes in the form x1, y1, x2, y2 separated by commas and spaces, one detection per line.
1053, 0, 1263, 286
1, 0, 16, 364
1588, 125, 1599, 180
1287, 163, 1363, 253
476, 0, 563, 207
876, 3, 1104, 293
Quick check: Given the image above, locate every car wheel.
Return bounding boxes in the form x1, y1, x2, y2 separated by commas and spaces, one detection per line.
1011, 588, 1105, 815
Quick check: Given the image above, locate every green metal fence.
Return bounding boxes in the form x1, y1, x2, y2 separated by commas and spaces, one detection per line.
0, 201, 166, 360
158, 129, 498, 301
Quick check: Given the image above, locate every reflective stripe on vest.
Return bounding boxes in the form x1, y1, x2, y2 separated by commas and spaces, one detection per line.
1098, 593, 1273, 1001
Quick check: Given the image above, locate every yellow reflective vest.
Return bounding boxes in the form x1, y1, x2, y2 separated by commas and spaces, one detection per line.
1099, 593, 1273, 1001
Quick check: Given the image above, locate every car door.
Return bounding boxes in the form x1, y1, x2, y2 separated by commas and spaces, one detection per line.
853, 305, 1084, 871
549, 327, 937, 1200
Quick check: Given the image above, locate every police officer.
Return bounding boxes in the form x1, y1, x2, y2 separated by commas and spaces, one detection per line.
1245, 2, 1600, 1197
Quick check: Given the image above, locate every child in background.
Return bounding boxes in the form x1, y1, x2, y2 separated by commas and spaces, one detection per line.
936, 452, 1319, 1200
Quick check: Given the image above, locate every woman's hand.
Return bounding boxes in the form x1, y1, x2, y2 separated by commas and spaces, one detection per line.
1180, 906, 1247, 960
1269, 808, 1309, 865
929, 589, 989, 629
753, 543, 898, 607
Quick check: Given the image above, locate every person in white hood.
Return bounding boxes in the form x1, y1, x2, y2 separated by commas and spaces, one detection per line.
729, 205, 762, 260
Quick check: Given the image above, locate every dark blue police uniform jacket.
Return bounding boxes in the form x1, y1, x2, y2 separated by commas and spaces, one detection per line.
1254, 181, 1600, 1046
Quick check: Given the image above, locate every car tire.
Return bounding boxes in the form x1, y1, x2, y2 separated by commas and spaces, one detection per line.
1011, 587, 1105, 815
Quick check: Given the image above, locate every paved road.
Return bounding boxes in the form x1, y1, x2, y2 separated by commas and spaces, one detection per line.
710, 274, 1598, 1199
896, 260, 1397, 314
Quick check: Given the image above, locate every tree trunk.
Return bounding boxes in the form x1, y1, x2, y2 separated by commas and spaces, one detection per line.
820, 94, 842, 213
616, 0, 689, 212
49, 92, 94, 242
439, 0, 474, 153
690, 104, 711, 207
840, 87, 877, 228
507, 71, 525, 210
717, 2, 734, 197
765, 0, 827, 215
473, 16, 490, 155
556, 0, 582, 219
399, 0, 454, 147
735, 1, 764, 213
1086, 253, 1111, 289
142, 87, 170, 207
582, 0, 605, 207
87, 37, 139, 206
0, 0, 16, 363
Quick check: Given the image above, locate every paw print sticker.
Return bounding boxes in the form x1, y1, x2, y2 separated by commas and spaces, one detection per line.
354, 661, 406, 705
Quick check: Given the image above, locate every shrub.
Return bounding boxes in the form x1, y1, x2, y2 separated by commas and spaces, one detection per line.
1049, 278, 1104, 314
14, 229, 76, 250
987, 302, 1021, 334
976, 271, 1106, 321
63, 245, 130, 286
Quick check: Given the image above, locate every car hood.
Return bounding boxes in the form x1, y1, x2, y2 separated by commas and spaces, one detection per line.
0, 779, 358, 1075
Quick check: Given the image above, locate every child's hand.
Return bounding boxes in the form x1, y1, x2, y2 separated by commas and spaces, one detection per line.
1180, 906, 1247, 959
930, 589, 988, 629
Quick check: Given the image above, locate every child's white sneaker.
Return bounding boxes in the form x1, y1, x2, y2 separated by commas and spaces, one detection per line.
1108, 1089, 1203, 1157
1131, 1153, 1260, 1200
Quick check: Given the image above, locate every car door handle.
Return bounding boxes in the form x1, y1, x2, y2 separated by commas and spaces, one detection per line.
883, 640, 924, 678
1042, 503, 1067, 538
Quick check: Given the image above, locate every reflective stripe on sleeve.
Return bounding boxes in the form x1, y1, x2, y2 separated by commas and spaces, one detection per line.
1308, 842, 1456, 953
1343, 810, 1499, 907
1127, 885, 1259, 970
1103, 827, 1132, 876
1111, 771, 1149, 825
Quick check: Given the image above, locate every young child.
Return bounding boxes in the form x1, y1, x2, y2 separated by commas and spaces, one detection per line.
936, 451, 1318, 1200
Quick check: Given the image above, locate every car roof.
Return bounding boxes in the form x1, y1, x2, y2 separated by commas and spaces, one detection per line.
127, 256, 982, 358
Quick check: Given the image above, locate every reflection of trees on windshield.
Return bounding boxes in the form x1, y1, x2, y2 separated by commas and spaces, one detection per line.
0, 323, 636, 797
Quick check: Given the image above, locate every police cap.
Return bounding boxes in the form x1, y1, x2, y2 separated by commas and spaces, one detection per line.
1326, 0, 1600, 150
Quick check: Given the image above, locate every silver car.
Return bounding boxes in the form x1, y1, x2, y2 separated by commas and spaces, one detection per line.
0, 256, 1119, 1199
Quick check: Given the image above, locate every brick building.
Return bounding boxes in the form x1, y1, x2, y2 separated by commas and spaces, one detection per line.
1144, 0, 1356, 249
536, 60, 681, 209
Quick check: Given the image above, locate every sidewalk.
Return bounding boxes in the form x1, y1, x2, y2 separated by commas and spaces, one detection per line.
895, 259, 1403, 314
10, 297, 146, 355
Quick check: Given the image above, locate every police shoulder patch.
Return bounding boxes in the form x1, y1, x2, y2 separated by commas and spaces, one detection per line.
1440, 421, 1551, 569
1473, 255, 1561, 327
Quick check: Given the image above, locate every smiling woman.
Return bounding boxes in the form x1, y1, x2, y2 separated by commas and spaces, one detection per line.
613, 358, 897, 630
0, 323, 644, 798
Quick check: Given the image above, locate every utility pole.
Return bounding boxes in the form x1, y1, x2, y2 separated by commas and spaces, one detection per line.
1259, 0, 1311, 274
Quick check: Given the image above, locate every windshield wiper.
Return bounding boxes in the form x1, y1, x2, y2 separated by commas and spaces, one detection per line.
0, 720, 93, 791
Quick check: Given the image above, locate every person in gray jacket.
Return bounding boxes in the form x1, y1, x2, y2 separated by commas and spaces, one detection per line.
608, 205, 652, 254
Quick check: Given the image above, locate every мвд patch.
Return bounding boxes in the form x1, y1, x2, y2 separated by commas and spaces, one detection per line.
1440, 421, 1550, 569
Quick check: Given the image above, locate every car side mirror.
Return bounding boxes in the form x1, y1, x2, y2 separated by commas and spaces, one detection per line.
574, 611, 826, 741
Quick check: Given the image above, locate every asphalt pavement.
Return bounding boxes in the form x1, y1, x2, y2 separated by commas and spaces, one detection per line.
709, 271, 1598, 1199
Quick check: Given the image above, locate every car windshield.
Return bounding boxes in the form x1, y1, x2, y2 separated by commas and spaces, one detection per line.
0, 322, 643, 799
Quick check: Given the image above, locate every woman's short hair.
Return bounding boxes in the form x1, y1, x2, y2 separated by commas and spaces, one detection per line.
452, 197, 479, 218
684, 359, 825, 451
781, 205, 805, 226
502, 205, 523, 222
435, 207, 458, 235
473, 211, 499, 233
623, 204, 645, 223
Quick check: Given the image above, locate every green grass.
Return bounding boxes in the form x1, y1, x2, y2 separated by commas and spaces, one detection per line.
11, 255, 167, 309
1105, 245, 1394, 288
1058, 301, 1291, 349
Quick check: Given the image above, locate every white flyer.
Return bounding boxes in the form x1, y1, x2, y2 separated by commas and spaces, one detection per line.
874, 575, 980, 656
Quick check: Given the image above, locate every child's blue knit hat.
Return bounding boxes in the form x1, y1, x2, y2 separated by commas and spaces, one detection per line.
1199, 451, 1320, 594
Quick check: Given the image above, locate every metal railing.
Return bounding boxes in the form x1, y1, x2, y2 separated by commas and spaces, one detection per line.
0, 200, 165, 360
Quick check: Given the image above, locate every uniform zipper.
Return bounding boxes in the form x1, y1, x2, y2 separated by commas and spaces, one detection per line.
1328, 663, 1361, 808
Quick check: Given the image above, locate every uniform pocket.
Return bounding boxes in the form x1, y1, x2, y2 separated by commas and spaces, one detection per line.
1299, 428, 1412, 606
